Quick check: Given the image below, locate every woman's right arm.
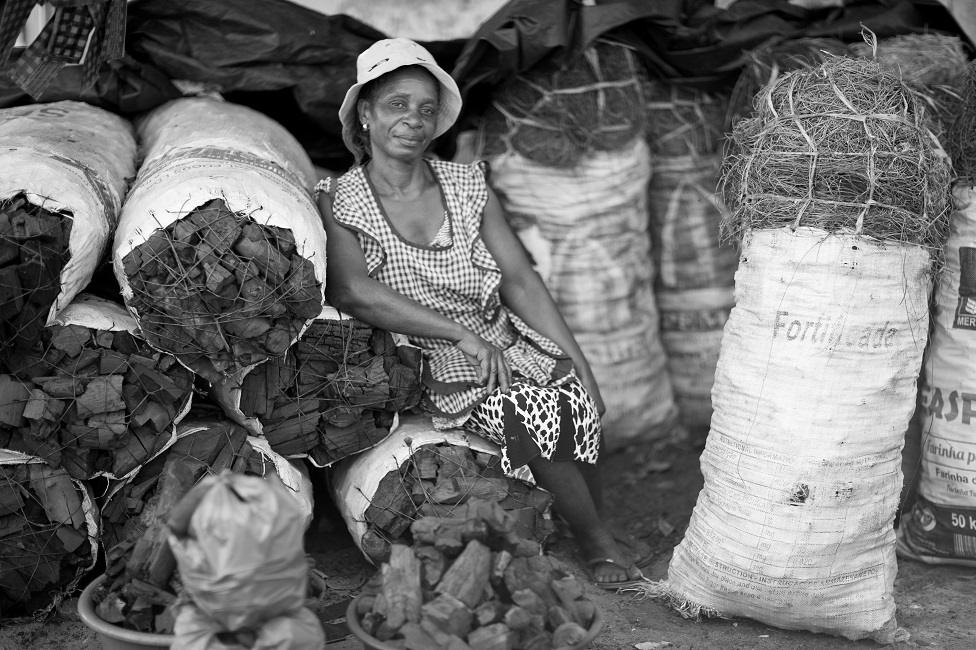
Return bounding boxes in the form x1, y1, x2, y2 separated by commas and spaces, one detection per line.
318, 192, 511, 390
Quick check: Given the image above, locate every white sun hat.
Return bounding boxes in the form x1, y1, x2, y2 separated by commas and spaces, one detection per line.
339, 38, 462, 140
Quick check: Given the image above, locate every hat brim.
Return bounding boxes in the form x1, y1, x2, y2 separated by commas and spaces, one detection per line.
339, 61, 462, 141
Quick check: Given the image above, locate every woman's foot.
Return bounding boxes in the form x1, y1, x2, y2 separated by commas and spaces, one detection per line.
575, 526, 645, 588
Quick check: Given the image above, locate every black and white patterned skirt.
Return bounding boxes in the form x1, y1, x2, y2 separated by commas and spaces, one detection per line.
463, 379, 602, 478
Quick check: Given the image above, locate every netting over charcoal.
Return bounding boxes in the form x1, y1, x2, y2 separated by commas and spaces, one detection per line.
121, 199, 322, 380
355, 441, 553, 565
0, 462, 96, 618
240, 316, 422, 465
0, 322, 193, 480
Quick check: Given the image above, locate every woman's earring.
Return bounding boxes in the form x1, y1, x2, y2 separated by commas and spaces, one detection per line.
361, 122, 368, 131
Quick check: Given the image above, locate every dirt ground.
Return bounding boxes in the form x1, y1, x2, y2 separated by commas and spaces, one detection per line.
2, 426, 975, 650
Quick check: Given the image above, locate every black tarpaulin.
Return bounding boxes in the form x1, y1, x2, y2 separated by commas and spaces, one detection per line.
454, 0, 960, 96
125, 0, 389, 170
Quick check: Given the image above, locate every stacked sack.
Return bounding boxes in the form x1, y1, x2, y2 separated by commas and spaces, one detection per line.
238, 307, 422, 466
112, 97, 327, 423
0, 101, 136, 354
331, 415, 555, 565
481, 40, 677, 447
644, 79, 738, 431
643, 56, 950, 644
898, 61, 976, 568
0, 101, 134, 618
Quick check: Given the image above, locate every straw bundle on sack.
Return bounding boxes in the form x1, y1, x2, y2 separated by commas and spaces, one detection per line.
238, 309, 422, 465
721, 56, 951, 252
0, 295, 193, 481
725, 38, 847, 131
0, 456, 97, 618
0, 101, 136, 354
481, 40, 645, 168
643, 80, 729, 158
848, 33, 967, 133
944, 62, 976, 179
113, 98, 327, 397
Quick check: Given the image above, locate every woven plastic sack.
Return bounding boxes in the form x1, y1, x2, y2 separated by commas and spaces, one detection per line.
654, 227, 930, 644
330, 414, 526, 561
648, 154, 738, 429
656, 285, 733, 428
168, 471, 324, 648
0, 101, 135, 324
488, 137, 676, 445
898, 184, 976, 567
112, 97, 327, 428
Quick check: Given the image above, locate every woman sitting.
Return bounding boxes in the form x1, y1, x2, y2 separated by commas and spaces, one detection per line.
317, 38, 644, 588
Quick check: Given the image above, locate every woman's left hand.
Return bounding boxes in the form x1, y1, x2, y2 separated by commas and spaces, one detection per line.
457, 331, 512, 393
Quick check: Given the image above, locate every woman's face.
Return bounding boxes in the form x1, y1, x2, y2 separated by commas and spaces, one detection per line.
360, 66, 440, 162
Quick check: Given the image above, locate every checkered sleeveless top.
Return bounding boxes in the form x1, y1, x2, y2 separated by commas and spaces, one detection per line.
330, 159, 574, 419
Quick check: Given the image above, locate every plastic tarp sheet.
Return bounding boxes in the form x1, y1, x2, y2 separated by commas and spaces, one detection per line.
125, 0, 403, 170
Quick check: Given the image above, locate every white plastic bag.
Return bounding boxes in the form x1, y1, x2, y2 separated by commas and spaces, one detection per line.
168, 471, 324, 648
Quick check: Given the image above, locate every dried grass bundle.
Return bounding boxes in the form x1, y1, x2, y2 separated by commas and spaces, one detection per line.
848, 33, 968, 133
721, 56, 952, 253
643, 80, 729, 157
946, 61, 976, 179
726, 38, 847, 132
481, 40, 645, 167
849, 33, 967, 89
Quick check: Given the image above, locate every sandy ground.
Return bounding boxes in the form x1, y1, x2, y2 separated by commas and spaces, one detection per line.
2, 427, 975, 650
